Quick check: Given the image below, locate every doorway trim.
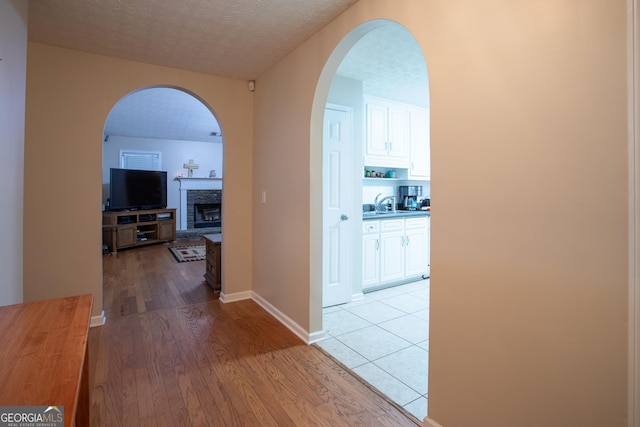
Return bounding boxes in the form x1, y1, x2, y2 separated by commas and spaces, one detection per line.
309, 19, 391, 338
628, 1, 639, 426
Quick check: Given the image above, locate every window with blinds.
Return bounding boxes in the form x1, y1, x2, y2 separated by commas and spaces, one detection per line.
120, 150, 162, 171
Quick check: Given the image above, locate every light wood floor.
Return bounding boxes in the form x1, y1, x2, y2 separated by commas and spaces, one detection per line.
91, 240, 419, 426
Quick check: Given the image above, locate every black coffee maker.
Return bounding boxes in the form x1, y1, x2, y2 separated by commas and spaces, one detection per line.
399, 186, 422, 210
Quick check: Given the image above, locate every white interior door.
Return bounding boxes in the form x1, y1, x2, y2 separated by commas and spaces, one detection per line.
323, 105, 352, 307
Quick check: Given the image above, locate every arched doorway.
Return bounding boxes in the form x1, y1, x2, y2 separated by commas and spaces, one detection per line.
102, 86, 223, 230
311, 20, 431, 420
101, 86, 224, 314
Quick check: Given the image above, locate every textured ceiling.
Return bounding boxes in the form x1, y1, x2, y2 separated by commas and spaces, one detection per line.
29, 0, 429, 142
28, 0, 359, 80
104, 88, 220, 143
337, 24, 429, 108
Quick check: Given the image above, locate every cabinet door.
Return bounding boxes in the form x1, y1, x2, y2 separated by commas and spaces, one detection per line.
365, 102, 389, 158
158, 221, 175, 241
386, 105, 409, 164
380, 229, 405, 283
405, 226, 429, 278
425, 217, 430, 277
117, 225, 137, 247
362, 233, 380, 289
409, 107, 431, 179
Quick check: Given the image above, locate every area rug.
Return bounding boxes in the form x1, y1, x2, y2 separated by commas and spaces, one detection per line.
169, 245, 206, 263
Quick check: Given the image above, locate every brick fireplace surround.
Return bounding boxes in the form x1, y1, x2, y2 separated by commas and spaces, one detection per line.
177, 177, 222, 230
187, 190, 221, 229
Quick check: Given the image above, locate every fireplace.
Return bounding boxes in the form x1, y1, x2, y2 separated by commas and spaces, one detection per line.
177, 178, 222, 230
186, 189, 222, 229
194, 203, 221, 228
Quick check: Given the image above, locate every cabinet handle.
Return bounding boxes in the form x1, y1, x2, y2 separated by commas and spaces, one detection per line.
376, 239, 379, 250
406, 235, 410, 245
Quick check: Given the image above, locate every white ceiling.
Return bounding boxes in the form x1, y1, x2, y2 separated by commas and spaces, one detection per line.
29, 1, 428, 143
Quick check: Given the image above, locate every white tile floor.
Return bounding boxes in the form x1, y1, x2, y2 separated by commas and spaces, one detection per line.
317, 280, 430, 421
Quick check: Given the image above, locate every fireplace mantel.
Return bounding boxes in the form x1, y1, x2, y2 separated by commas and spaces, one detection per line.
176, 178, 222, 229
176, 177, 223, 191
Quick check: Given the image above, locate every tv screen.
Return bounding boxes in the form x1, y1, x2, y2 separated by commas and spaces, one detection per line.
109, 168, 167, 211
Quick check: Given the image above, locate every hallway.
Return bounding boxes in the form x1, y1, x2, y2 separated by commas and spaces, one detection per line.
94, 241, 419, 426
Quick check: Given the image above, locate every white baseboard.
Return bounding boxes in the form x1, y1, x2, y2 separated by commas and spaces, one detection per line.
219, 290, 252, 303
423, 417, 443, 427
90, 311, 106, 327
308, 330, 328, 344
219, 290, 326, 344
351, 292, 365, 301
250, 291, 311, 344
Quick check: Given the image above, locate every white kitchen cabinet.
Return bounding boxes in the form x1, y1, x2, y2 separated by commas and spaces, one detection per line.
364, 96, 409, 168
379, 219, 405, 283
362, 221, 380, 288
362, 215, 430, 291
408, 107, 431, 180
404, 216, 430, 278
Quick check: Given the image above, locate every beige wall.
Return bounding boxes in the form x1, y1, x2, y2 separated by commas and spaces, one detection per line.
24, 43, 254, 316
253, 0, 628, 425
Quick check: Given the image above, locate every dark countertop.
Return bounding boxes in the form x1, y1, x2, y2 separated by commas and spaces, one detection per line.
362, 209, 430, 220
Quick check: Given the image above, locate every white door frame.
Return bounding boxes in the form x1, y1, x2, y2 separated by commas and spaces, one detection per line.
628, 1, 639, 426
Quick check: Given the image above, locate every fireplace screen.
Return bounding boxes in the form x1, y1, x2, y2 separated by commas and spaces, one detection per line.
194, 203, 221, 228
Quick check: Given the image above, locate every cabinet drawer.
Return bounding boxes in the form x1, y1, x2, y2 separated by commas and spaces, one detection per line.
362, 221, 379, 234
379, 219, 404, 232
405, 217, 428, 229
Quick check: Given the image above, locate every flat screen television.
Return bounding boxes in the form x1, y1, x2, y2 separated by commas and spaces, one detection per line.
109, 168, 167, 211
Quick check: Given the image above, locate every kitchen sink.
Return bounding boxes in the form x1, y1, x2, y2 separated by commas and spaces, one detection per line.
363, 211, 398, 216
362, 210, 428, 218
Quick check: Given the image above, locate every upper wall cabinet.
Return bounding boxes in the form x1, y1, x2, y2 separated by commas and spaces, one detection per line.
408, 106, 431, 180
364, 96, 409, 168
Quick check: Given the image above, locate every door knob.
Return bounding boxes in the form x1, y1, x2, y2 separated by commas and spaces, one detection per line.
341, 214, 349, 221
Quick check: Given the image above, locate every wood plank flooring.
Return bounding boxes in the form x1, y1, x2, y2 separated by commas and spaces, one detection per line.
92, 240, 418, 426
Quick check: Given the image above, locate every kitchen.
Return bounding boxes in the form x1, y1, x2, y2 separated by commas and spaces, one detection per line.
360, 92, 431, 293
318, 22, 431, 421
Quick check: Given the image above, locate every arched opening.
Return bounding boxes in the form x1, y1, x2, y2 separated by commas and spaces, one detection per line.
101, 86, 224, 316
310, 20, 430, 420
102, 86, 223, 229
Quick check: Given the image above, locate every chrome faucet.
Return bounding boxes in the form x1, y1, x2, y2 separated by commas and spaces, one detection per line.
374, 193, 383, 208
374, 194, 396, 212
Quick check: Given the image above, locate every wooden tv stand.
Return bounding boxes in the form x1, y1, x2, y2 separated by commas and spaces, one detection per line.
103, 208, 176, 253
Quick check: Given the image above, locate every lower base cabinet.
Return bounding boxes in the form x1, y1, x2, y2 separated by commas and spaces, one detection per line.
405, 217, 431, 278
362, 216, 430, 291
379, 219, 406, 283
362, 221, 381, 288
